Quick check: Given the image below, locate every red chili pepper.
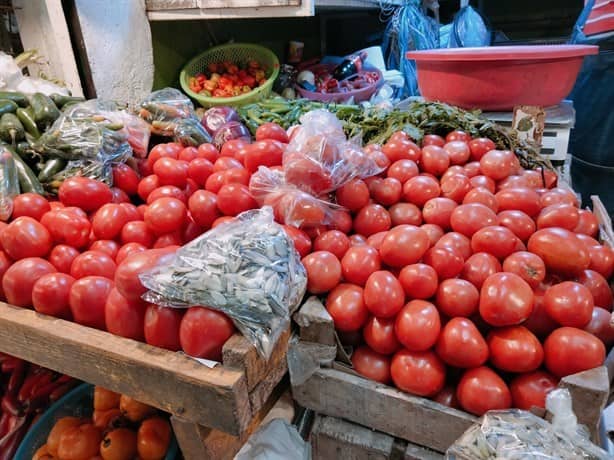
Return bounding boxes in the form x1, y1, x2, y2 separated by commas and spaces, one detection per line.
0, 417, 27, 460
0, 413, 10, 439
1, 358, 20, 374
49, 380, 79, 403
7, 360, 25, 395
18, 368, 51, 402
1, 394, 22, 416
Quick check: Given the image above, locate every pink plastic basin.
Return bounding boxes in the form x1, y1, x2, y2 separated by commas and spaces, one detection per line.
406, 45, 598, 111
295, 64, 383, 103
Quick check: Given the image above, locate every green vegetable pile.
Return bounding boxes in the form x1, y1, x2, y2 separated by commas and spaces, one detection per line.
239, 98, 551, 171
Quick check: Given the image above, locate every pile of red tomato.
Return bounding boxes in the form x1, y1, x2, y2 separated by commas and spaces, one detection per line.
188, 60, 268, 98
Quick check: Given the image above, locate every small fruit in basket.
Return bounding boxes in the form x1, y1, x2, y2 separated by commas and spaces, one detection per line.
94, 387, 121, 412
137, 417, 172, 460
32, 444, 53, 460
57, 423, 102, 460
47, 416, 83, 456
119, 395, 156, 423
100, 428, 137, 460
93, 408, 123, 430
189, 60, 267, 97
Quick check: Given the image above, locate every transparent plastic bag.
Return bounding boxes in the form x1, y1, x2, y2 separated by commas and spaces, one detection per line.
447, 1, 490, 48
0, 146, 19, 221
445, 389, 610, 460
249, 166, 342, 229
138, 87, 196, 136
139, 207, 307, 359
234, 418, 311, 460
283, 110, 385, 195
173, 117, 212, 147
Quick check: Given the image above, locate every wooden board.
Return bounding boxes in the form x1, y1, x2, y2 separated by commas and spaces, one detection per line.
146, 0, 314, 20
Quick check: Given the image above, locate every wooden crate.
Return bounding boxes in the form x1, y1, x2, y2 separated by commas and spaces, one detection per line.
0, 302, 289, 459
291, 296, 614, 454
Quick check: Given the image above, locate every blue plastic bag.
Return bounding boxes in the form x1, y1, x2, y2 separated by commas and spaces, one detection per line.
447, 0, 490, 48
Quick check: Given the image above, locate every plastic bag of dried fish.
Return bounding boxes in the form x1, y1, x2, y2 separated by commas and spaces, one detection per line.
445, 389, 609, 460
139, 207, 307, 359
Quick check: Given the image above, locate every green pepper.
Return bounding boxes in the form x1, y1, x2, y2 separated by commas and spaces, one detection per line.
0, 91, 28, 107
30, 93, 61, 129
50, 94, 85, 108
0, 99, 18, 116
0, 113, 25, 143
16, 107, 41, 139
38, 158, 67, 183
1, 144, 44, 194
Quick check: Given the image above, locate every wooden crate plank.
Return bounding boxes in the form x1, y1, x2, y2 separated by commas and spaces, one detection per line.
404, 444, 444, 460
147, 0, 300, 8
293, 296, 336, 346
223, 327, 290, 391
293, 367, 476, 453
0, 302, 250, 435
248, 362, 288, 415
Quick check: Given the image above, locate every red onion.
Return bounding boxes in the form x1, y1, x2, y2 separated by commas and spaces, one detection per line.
201, 106, 240, 135
213, 121, 251, 148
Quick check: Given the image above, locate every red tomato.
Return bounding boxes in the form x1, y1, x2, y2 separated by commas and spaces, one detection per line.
120, 221, 155, 248
470, 225, 517, 260
364, 271, 405, 318
422, 134, 445, 147
137, 175, 160, 201
479, 272, 534, 326
387, 160, 419, 183
1, 216, 52, 260
144, 197, 187, 235
216, 184, 257, 217
302, 251, 342, 294
370, 178, 402, 206
470, 175, 496, 193
313, 230, 350, 260
502, 252, 546, 288
220, 139, 248, 159
450, 203, 497, 237
147, 143, 181, 168
587, 243, 614, 279
497, 210, 536, 242
366, 231, 387, 251
495, 187, 541, 217
434, 232, 471, 260
363, 316, 400, 355
112, 164, 140, 196
396, 264, 437, 300
510, 371, 558, 410
523, 291, 559, 339
388, 203, 421, 227
440, 174, 471, 203
282, 225, 312, 258
462, 188, 498, 212
395, 300, 440, 351
58, 177, 112, 212
116, 243, 147, 265
391, 349, 445, 397
577, 269, 613, 310
153, 158, 189, 188
457, 366, 511, 415
422, 197, 456, 230
436, 279, 479, 317
468, 138, 496, 161
255, 122, 289, 143
41, 208, 91, 249
446, 130, 471, 143
49, 245, 80, 273
111, 188, 130, 204
335, 179, 370, 212
32, 272, 74, 318
540, 187, 579, 208
114, 248, 176, 302
196, 143, 219, 162
187, 158, 214, 186
584, 306, 614, 347
528, 228, 590, 276
480, 150, 518, 181
537, 203, 580, 230
487, 326, 543, 373
214, 156, 243, 172
11, 193, 50, 221
70, 251, 117, 280
574, 209, 599, 237
436, 318, 488, 368
144, 304, 183, 351
402, 176, 440, 207
326, 284, 369, 332
89, 240, 119, 260
421, 224, 444, 247
188, 190, 220, 230
2, 257, 56, 307
91, 204, 128, 241
178, 146, 199, 162
420, 145, 450, 176
243, 140, 284, 172
543, 327, 605, 377
352, 346, 391, 384
543, 281, 593, 328
440, 165, 467, 183
497, 175, 530, 191
341, 245, 381, 286
105, 288, 146, 340
146, 186, 186, 204
380, 225, 429, 268
179, 306, 235, 360
460, 252, 501, 289
69, 276, 114, 329
433, 386, 460, 408
382, 136, 421, 163
422, 246, 464, 279
353, 204, 391, 237
329, 209, 353, 234
444, 141, 470, 165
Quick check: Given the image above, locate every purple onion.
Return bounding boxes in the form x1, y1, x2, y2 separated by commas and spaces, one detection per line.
213, 121, 251, 148
201, 106, 240, 135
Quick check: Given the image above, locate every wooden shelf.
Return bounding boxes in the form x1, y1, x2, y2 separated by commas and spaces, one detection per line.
146, 0, 314, 20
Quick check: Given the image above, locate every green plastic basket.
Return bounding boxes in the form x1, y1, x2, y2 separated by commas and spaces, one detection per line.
180, 43, 280, 108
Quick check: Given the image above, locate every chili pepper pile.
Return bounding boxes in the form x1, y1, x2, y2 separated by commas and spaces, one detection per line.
188, 60, 268, 98
0, 353, 78, 459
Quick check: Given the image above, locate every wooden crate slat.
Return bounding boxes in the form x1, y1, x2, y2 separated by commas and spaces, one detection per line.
0, 302, 250, 435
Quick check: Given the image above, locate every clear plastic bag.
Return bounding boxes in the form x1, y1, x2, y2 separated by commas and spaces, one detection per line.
173, 118, 212, 147
249, 166, 342, 229
445, 389, 610, 460
138, 87, 196, 136
234, 418, 311, 460
447, 1, 490, 48
282, 110, 385, 195
139, 207, 307, 359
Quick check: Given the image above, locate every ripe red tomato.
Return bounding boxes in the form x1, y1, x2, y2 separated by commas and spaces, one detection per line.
112, 164, 140, 196
543, 327, 605, 377
146, 186, 186, 204
282, 225, 312, 258
48, 244, 80, 273
479, 150, 518, 181
41, 208, 91, 249
523, 291, 559, 339
460, 252, 501, 289
433, 386, 460, 408
402, 176, 440, 207
70, 251, 117, 280
468, 138, 496, 161
89, 240, 119, 260
543, 281, 593, 328
1, 216, 52, 260
11, 193, 50, 221
137, 175, 160, 201
436, 279, 479, 317
219, 139, 248, 159
256, 122, 289, 143
450, 203, 497, 237
444, 141, 470, 165
528, 228, 590, 276
537, 203, 580, 230
487, 326, 543, 373
144, 197, 187, 235
188, 190, 220, 230
179, 306, 235, 360
58, 177, 113, 212
243, 140, 284, 172
120, 221, 155, 248
497, 210, 536, 242
111, 187, 130, 204
457, 366, 511, 415
178, 146, 199, 162
144, 304, 183, 351
435, 231, 471, 260
495, 187, 541, 217
341, 246, 381, 287
364, 271, 405, 318
313, 230, 350, 260
370, 178, 402, 206
2, 257, 56, 307
577, 269, 613, 310
92, 204, 129, 240
436, 318, 488, 368
422, 197, 456, 230
479, 272, 534, 326
32, 272, 74, 318
104, 288, 146, 340
352, 346, 391, 384
395, 300, 440, 351
462, 188, 498, 211
382, 135, 421, 163
216, 184, 257, 216
389, 203, 422, 227
440, 174, 471, 203
540, 187, 579, 208
422, 246, 464, 279
584, 307, 614, 346
147, 143, 181, 168
326, 284, 369, 332
214, 156, 243, 172
502, 252, 546, 288
470, 225, 517, 260
422, 134, 445, 147
302, 251, 342, 294
440, 165, 467, 183
197, 143, 219, 162
420, 145, 450, 176
574, 209, 599, 237
398, 263, 438, 299
353, 204, 391, 237
587, 243, 614, 279
69, 276, 114, 329
114, 248, 176, 302
363, 316, 400, 355
497, 175, 530, 191
470, 175, 496, 193
335, 179, 370, 212
510, 370, 558, 410
391, 349, 445, 397
387, 159, 419, 183
380, 225, 429, 268
187, 158, 214, 186
446, 130, 471, 143
153, 158, 189, 189
421, 224, 444, 246
116, 243, 147, 265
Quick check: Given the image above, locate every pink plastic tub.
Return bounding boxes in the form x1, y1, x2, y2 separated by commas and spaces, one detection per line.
406, 45, 598, 111
295, 64, 383, 103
